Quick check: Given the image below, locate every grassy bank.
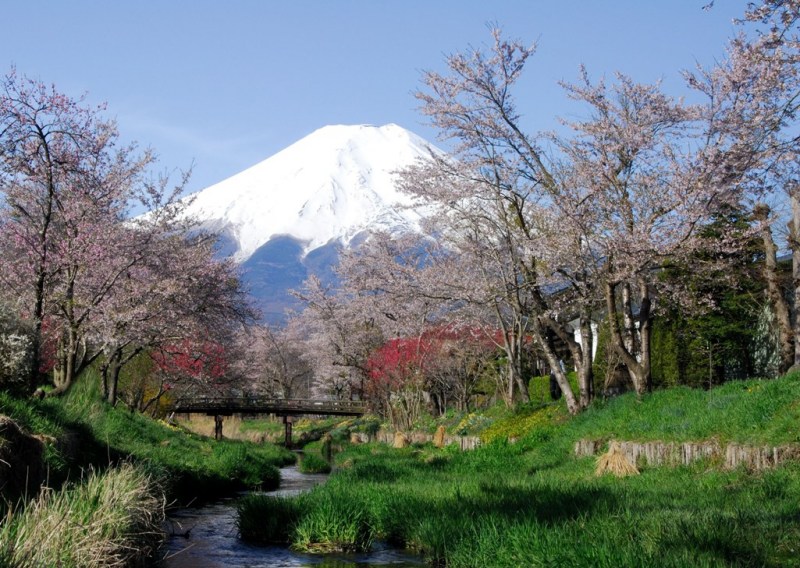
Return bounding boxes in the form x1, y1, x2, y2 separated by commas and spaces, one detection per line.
0, 371, 295, 501
239, 374, 800, 566
0, 371, 296, 566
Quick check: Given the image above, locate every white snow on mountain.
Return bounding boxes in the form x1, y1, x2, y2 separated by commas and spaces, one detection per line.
181, 123, 437, 263
178, 123, 440, 322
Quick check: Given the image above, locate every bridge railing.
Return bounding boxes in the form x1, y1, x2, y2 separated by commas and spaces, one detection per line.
169, 397, 368, 415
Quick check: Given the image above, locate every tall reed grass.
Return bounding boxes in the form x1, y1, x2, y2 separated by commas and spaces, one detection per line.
0, 463, 165, 567
292, 488, 374, 553
236, 494, 300, 544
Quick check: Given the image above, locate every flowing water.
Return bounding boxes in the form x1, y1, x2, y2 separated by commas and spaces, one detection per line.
158, 465, 424, 568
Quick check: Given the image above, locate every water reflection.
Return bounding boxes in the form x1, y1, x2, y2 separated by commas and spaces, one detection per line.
159, 466, 423, 568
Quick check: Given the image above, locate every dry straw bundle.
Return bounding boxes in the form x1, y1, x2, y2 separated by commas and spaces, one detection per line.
393, 431, 408, 449
433, 425, 447, 448
595, 440, 640, 477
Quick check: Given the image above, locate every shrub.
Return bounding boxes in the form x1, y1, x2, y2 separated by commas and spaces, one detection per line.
0, 302, 32, 393
481, 403, 564, 444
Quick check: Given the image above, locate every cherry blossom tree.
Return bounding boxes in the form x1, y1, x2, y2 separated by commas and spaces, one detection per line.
95, 229, 255, 406
408, 15, 789, 402
406, 32, 601, 412
422, 325, 497, 414
292, 275, 384, 400
0, 70, 177, 393
0, 71, 255, 402
554, 72, 710, 395
240, 322, 312, 399
0, 71, 126, 389
724, 1, 800, 373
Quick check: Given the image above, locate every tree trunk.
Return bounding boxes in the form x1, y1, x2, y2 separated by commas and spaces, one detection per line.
577, 314, 595, 407
505, 331, 531, 405
107, 351, 122, 407
638, 280, 653, 393
29, 278, 45, 393
503, 330, 517, 406
605, 280, 651, 395
532, 317, 579, 414
28, 160, 57, 393
791, 192, 800, 370
51, 327, 79, 394
760, 210, 794, 373
621, 283, 637, 355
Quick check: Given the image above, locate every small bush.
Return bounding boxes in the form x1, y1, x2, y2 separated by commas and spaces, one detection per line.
481, 403, 564, 444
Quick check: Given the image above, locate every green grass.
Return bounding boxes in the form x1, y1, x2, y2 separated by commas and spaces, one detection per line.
292, 488, 374, 553
236, 494, 300, 544
0, 370, 300, 566
298, 452, 332, 474
568, 373, 800, 445
0, 390, 63, 438
238, 374, 800, 566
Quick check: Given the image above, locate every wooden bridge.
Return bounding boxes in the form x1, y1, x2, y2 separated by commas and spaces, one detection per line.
168, 397, 368, 445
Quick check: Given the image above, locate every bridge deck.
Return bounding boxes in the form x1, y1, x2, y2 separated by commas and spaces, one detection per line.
170, 397, 367, 417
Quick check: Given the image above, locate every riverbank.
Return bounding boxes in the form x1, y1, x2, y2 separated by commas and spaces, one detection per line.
239, 374, 800, 566
0, 371, 295, 566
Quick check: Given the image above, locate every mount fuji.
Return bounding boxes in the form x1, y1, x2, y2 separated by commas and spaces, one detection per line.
179, 123, 439, 322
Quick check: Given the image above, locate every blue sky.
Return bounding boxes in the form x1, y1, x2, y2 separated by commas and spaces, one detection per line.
2, 1, 747, 196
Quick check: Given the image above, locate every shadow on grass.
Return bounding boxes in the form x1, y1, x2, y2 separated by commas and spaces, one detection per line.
472, 479, 615, 525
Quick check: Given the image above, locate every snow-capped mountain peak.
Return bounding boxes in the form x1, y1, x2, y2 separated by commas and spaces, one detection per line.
182, 123, 436, 262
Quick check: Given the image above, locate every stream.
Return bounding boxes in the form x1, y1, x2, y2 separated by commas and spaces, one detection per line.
158, 465, 425, 567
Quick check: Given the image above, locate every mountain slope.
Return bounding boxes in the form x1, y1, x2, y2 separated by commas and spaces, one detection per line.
182, 123, 435, 263
180, 123, 439, 321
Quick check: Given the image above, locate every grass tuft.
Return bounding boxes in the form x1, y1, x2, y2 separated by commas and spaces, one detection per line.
298, 452, 332, 474
0, 463, 165, 567
236, 493, 300, 544
292, 489, 374, 553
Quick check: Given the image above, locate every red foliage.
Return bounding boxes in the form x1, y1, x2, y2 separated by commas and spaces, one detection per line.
366, 323, 506, 392
152, 338, 228, 381
368, 337, 431, 384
